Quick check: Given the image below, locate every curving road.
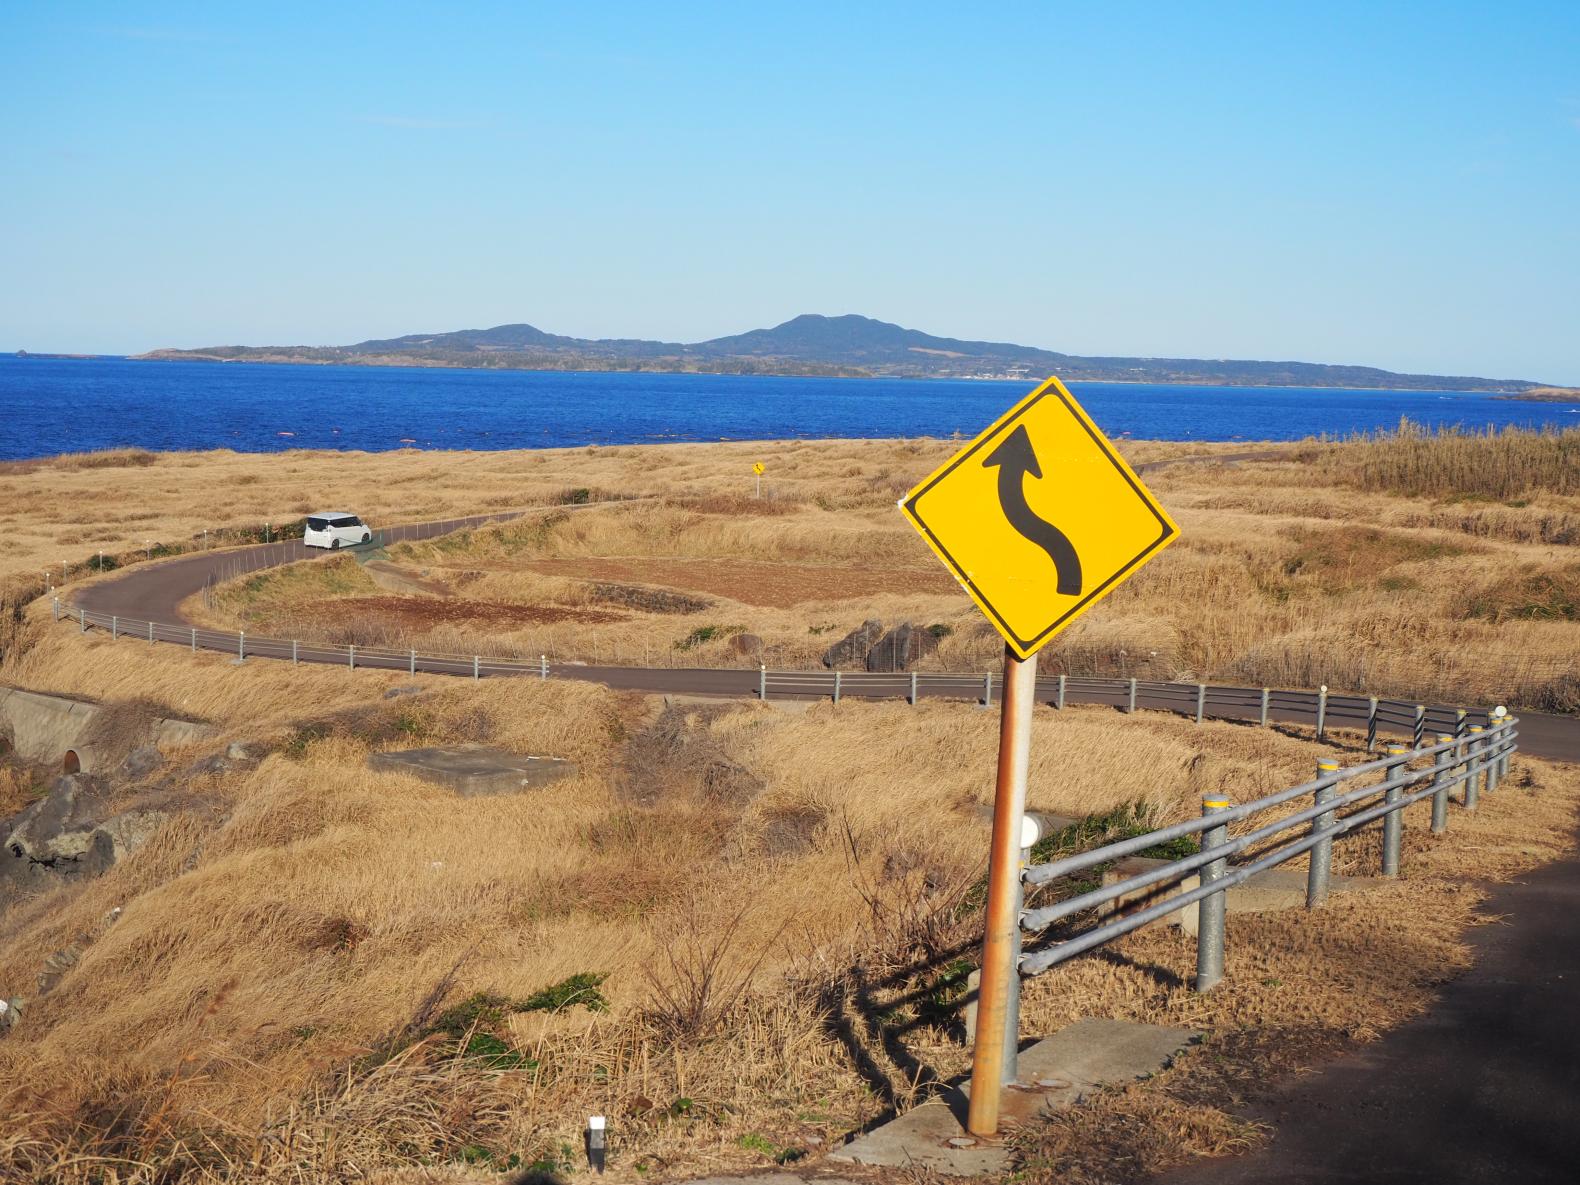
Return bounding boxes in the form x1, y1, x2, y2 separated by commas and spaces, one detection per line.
61, 509, 1578, 763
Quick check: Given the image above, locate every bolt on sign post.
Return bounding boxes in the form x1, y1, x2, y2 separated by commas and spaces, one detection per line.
899, 375, 1179, 1136
752, 460, 765, 498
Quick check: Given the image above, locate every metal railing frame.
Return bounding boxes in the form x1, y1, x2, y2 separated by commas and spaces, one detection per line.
56, 601, 1497, 738
1018, 718, 1518, 982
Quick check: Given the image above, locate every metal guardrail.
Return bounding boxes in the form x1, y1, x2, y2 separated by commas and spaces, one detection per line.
55, 600, 1495, 746
1017, 718, 1517, 988
952, 716, 1520, 1086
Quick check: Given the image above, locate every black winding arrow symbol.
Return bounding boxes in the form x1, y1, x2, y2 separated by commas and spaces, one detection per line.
982, 424, 1083, 596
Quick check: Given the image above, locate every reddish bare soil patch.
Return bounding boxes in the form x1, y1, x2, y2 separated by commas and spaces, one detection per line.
522, 557, 958, 608
303, 596, 625, 629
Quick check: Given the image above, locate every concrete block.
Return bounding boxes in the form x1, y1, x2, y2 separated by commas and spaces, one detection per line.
1098, 855, 1201, 934
829, 1018, 1198, 1176
1097, 858, 1384, 938
367, 745, 576, 796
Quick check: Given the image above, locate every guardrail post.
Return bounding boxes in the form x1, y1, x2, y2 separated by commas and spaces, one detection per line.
984, 672, 993, 708
1431, 734, 1453, 834
291, 639, 298, 665
191, 627, 197, 653
1195, 682, 1206, 724
52, 597, 59, 621
111, 615, 118, 640
1455, 708, 1467, 740
1127, 677, 1137, 714
1307, 759, 1341, 907
409, 649, 416, 676
148, 620, 154, 644
833, 671, 842, 705
1195, 796, 1232, 991
1055, 673, 1066, 709
1002, 821, 1035, 1086
541, 654, 548, 680
1382, 744, 1408, 877
238, 631, 245, 661
910, 671, 918, 706
759, 665, 767, 700
1465, 726, 1484, 810
1413, 705, 1426, 749
1260, 687, 1270, 727
1366, 696, 1378, 751
1453, 728, 1470, 809
80, 610, 87, 634
1315, 685, 1327, 738
473, 655, 480, 682
348, 644, 355, 670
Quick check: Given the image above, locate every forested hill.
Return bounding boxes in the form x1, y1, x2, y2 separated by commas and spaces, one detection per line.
133, 313, 1546, 391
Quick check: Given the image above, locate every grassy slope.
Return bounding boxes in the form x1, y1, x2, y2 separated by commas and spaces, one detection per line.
2, 425, 1578, 1183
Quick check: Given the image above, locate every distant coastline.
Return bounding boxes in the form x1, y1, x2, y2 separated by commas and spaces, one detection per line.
1495, 386, 1580, 403
118, 312, 1553, 394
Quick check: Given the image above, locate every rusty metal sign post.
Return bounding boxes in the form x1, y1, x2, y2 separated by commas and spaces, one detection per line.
898, 375, 1180, 1135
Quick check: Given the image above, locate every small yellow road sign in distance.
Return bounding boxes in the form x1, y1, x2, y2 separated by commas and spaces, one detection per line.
753, 461, 765, 475
900, 376, 1179, 659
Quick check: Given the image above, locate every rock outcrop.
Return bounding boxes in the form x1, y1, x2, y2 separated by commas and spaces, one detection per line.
1, 774, 168, 893
820, 620, 884, 669
865, 623, 941, 672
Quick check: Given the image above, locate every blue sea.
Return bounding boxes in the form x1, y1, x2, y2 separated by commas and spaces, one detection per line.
1, 355, 1576, 461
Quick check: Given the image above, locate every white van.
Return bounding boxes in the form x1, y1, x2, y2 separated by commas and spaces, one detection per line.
303, 512, 372, 550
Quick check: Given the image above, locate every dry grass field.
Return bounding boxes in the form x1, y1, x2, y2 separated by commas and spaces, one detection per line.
1, 423, 1577, 1183
151, 424, 1580, 711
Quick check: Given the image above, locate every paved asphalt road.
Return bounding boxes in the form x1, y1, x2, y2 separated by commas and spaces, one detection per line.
1154, 821, 1580, 1185
68, 508, 1579, 763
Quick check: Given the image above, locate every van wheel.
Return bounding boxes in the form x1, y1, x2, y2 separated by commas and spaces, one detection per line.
361, 533, 371, 544
331, 539, 341, 550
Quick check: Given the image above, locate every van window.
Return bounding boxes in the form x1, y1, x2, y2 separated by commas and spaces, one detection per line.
306, 518, 329, 531
331, 516, 362, 528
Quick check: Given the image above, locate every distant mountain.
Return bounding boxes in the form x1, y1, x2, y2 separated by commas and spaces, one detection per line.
133, 313, 1548, 392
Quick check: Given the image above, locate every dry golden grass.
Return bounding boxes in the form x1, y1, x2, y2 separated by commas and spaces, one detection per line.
3, 424, 1578, 1182
1312, 420, 1580, 499
149, 427, 1580, 711
2, 604, 1577, 1182
0, 437, 1260, 595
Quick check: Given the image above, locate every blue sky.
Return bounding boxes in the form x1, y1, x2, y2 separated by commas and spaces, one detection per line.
4, 2, 1578, 382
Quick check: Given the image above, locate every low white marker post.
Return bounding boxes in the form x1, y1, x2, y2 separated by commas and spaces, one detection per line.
587, 1116, 606, 1174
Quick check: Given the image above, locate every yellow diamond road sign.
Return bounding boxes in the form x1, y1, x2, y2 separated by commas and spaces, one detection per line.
900, 376, 1179, 660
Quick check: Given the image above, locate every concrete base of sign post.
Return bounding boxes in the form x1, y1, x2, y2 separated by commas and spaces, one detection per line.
828, 1018, 1199, 1176
366, 745, 577, 796
1098, 858, 1384, 936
